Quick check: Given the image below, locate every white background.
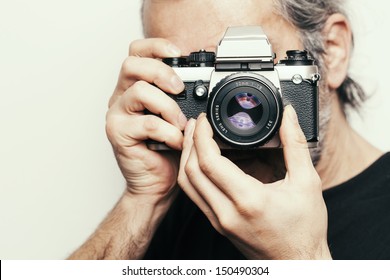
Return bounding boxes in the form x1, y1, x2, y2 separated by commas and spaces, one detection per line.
0, 0, 389, 259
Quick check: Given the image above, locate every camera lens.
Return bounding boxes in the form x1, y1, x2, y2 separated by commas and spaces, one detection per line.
208, 73, 282, 148
227, 92, 263, 130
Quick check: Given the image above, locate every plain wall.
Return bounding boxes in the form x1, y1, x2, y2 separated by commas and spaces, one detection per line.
0, 0, 389, 259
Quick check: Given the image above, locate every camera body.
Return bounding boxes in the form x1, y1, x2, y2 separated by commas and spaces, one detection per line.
149, 26, 320, 150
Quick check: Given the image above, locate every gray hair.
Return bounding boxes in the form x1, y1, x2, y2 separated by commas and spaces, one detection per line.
273, 0, 366, 112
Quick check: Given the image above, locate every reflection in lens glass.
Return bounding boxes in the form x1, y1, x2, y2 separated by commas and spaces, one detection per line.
228, 112, 256, 130
235, 93, 261, 109
226, 92, 262, 130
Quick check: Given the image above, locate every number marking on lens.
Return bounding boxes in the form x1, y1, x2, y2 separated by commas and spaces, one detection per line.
235, 81, 263, 90
266, 120, 274, 130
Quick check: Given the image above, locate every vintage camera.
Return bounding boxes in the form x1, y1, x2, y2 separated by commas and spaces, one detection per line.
149, 26, 320, 150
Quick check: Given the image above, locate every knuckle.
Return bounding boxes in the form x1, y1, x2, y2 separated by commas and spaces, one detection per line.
121, 56, 135, 75
155, 66, 169, 80
198, 154, 214, 174
295, 130, 308, 148
177, 173, 183, 186
128, 39, 142, 56
218, 213, 238, 236
177, 172, 187, 188
122, 82, 148, 113
237, 197, 264, 219
105, 112, 121, 143
131, 80, 148, 94
192, 129, 200, 142
154, 66, 175, 87
143, 115, 160, 132
184, 160, 197, 180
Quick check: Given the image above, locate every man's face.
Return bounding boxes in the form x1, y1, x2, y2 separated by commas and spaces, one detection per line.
143, 0, 302, 59
142, 0, 328, 176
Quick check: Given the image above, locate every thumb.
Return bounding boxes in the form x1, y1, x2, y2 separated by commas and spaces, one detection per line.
279, 105, 316, 181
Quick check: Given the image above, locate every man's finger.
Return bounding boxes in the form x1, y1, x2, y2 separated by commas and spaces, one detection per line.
178, 119, 222, 230
129, 38, 181, 58
192, 114, 263, 203
117, 56, 185, 94
119, 81, 187, 130
106, 113, 184, 150
109, 39, 183, 108
279, 105, 318, 183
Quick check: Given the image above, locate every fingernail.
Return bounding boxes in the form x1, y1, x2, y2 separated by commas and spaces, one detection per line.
198, 112, 206, 119
178, 112, 187, 129
286, 105, 298, 125
166, 44, 181, 57
185, 118, 196, 136
171, 75, 185, 92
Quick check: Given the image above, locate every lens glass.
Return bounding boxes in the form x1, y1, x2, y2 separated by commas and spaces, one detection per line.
227, 93, 263, 130
208, 73, 282, 148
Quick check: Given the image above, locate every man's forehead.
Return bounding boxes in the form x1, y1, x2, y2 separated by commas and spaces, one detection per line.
142, 0, 301, 57
143, 0, 276, 19
143, 0, 279, 35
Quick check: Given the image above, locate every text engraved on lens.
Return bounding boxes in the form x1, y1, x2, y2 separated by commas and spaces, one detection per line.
266, 120, 274, 130
215, 105, 221, 121
218, 123, 228, 134
235, 81, 263, 90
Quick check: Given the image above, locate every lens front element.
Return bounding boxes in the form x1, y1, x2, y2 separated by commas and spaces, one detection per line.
227, 92, 263, 130
208, 73, 282, 148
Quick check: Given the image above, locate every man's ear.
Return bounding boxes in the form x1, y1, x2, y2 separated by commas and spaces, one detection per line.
323, 13, 352, 90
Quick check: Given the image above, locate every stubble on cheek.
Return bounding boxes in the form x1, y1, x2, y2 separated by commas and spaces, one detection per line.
310, 80, 332, 167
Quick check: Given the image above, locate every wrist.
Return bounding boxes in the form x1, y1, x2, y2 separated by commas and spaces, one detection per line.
120, 186, 178, 232
123, 184, 178, 209
294, 242, 332, 260
281, 241, 332, 260
315, 242, 332, 260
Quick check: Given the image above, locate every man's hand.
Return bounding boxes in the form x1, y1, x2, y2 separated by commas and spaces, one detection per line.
69, 39, 187, 259
106, 38, 187, 200
178, 106, 332, 259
